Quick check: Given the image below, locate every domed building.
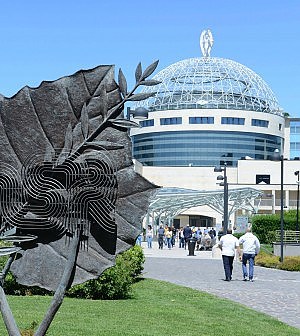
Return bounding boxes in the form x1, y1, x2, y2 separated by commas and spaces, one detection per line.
132, 51, 284, 167
130, 31, 299, 231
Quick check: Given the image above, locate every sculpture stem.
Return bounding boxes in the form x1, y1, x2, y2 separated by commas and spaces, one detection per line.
34, 232, 81, 336
70, 82, 140, 160
0, 254, 21, 336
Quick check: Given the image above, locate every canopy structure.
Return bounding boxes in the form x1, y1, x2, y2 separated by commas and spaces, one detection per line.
147, 187, 263, 227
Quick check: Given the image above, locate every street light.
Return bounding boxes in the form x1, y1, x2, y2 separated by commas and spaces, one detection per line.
295, 170, 299, 232
214, 163, 228, 234
272, 149, 284, 262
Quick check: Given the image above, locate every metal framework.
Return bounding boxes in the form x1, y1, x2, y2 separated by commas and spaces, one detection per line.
147, 187, 262, 226
135, 57, 282, 115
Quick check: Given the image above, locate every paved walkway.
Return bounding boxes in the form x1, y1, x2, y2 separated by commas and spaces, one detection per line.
141, 242, 300, 330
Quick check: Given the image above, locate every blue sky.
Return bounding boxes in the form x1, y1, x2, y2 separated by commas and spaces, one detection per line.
0, 0, 299, 117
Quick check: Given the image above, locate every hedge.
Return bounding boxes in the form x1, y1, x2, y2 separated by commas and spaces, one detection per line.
251, 210, 297, 243
256, 251, 300, 271
0, 245, 145, 300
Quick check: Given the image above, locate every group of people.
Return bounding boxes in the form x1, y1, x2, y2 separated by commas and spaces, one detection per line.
137, 223, 261, 282
218, 227, 260, 282
144, 224, 217, 251
179, 225, 217, 251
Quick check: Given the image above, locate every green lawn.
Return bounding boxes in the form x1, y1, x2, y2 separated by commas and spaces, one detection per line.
1, 278, 299, 336
260, 243, 274, 254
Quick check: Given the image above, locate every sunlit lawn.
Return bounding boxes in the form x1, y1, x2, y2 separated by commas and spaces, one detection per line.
1, 278, 299, 336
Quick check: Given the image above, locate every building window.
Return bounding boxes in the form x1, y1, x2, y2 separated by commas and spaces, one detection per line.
251, 119, 269, 128
160, 117, 182, 125
189, 117, 214, 124
279, 123, 282, 131
290, 142, 300, 150
290, 125, 300, 134
221, 117, 245, 125
140, 119, 154, 127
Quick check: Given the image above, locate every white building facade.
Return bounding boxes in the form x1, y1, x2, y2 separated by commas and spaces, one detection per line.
130, 31, 299, 230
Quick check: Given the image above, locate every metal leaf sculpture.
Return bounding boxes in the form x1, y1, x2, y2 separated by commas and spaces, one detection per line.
0, 62, 159, 336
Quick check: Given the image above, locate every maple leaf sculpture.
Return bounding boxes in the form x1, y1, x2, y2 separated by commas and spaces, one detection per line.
0, 61, 160, 336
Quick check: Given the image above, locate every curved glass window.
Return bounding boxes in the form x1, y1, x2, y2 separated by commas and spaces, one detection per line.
189, 117, 214, 124
132, 131, 282, 167
252, 119, 269, 127
221, 117, 245, 125
140, 119, 154, 127
160, 117, 182, 125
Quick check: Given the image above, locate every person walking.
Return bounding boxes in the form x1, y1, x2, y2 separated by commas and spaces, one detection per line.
171, 225, 177, 247
146, 225, 153, 248
166, 227, 173, 249
218, 229, 240, 281
157, 224, 165, 249
178, 227, 185, 248
183, 224, 192, 250
238, 228, 260, 281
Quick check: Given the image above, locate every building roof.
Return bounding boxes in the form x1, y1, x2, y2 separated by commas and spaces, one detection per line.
148, 187, 263, 224
136, 57, 282, 115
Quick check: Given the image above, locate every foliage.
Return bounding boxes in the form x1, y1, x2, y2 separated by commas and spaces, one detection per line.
0, 245, 144, 299
0, 279, 299, 336
252, 210, 297, 243
67, 245, 144, 300
233, 232, 244, 239
256, 251, 300, 271
278, 256, 300, 271
256, 251, 280, 268
120, 244, 145, 278
260, 243, 273, 254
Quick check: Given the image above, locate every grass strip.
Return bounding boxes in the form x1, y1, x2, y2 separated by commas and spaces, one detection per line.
0, 278, 299, 335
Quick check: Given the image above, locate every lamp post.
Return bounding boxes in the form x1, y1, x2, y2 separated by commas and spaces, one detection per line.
272, 149, 284, 262
214, 163, 228, 234
295, 170, 299, 232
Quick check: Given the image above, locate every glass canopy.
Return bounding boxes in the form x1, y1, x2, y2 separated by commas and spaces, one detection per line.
147, 187, 262, 227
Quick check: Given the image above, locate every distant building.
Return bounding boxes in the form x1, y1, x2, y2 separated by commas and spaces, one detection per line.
130, 31, 299, 230
285, 117, 300, 160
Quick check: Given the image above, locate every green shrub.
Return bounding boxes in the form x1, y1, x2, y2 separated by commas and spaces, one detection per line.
265, 231, 277, 244
256, 251, 280, 268
256, 251, 300, 271
233, 232, 244, 239
252, 210, 297, 244
278, 256, 300, 271
120, 245, 145, 278
67, 245, 145, 300
0, 245, 145, 300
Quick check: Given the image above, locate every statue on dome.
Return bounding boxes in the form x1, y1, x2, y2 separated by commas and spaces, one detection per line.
200, 29, 213, 57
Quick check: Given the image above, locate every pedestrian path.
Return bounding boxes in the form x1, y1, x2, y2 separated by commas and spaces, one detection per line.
141, 242, 300, 330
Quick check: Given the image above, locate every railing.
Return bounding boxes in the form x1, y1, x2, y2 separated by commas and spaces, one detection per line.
255, 199, 298, 208
275, 230, 300, 243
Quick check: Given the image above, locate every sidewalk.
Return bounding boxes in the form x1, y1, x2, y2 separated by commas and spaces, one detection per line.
141, 241, 300, 330
141, 240, 221, 259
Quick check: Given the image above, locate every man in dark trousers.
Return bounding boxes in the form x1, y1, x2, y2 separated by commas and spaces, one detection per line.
157, 224, 165, 249
183, 224, 192, 250
218, 229, 240, 281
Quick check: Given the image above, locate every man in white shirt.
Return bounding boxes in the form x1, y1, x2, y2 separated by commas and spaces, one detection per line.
238, 228, 260, 282
218, 229, 240, 281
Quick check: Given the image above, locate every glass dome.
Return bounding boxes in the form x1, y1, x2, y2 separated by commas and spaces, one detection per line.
136, 57, 282, 115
